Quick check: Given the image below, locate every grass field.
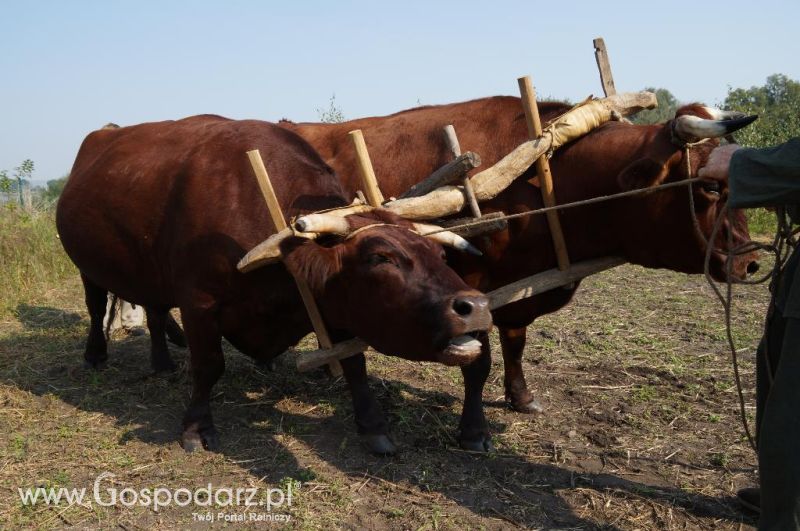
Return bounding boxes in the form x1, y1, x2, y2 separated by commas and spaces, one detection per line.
0, 207, 776, 529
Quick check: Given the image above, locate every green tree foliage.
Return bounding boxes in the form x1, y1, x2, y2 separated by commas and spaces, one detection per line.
723, 74, 800, 235
630, 87, 679, 125
723, 74, 800, 148
1, 159, 34, 207
42, 175, 69, 204
316, 94, 345, 123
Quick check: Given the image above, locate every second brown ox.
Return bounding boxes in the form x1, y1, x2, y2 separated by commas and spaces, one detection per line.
280, 97, 760, 451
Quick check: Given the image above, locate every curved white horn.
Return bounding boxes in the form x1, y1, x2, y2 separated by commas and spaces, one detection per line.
702, 107, 750, 121
294, 213, 351, 235
237, 228, 293, 272
413, 223, 482, 256
674, 113, 758, 142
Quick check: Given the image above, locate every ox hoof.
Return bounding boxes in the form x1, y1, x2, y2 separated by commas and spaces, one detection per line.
82, 359, 107, 371
166, 325, 187, 348
182, 428, 220, 453
362, 434, 397, 456
459, 435, 495, 453
152, 357, 177, 373
510, 398, 545, 414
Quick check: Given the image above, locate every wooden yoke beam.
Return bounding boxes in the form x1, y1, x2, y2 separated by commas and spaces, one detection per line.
246, 149, 343, 377
517, 76, 571, 272
349, 130, 385, 206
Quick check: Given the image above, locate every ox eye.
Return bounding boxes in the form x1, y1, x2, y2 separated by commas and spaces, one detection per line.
367, 253, 393, 267
700, 181, 721, 196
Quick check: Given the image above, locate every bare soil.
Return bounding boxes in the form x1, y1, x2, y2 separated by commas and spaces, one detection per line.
0, 260, 769, 529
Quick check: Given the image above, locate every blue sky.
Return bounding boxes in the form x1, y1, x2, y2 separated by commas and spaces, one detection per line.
1, 0, 798, 183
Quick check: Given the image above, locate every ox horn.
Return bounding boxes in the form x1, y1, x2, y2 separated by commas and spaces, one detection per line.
673, 112, 758, 143
413, 223, 482, 256
238, 228, 294, 272
294, 213, 350, 235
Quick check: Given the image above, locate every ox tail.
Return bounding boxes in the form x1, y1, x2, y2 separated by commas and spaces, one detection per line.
104, 294, 120, 340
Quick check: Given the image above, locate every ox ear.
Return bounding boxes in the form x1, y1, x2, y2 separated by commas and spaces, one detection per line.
617, 157, 671, 191
279, 237, 344, 297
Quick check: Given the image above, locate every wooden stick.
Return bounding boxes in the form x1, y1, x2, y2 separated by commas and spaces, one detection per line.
349, 129, 385, 206
517, 76, 571, 272
247, 150, 288, 231
297, 338, 369, 372
593, 38, 617, 97
397, 152, 481, 199
299, 256, 626, 370
246, 149, 343, 376
443, 124, 462, 158
440, 211, 507, 238
443, 125, 481, 218
488, 256, 625, 310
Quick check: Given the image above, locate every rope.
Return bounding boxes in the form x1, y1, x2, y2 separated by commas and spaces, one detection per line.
421, 176, 703, 236
693, 151, 796, 453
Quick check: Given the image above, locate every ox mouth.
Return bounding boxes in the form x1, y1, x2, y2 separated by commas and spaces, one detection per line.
438, 331, 484, 366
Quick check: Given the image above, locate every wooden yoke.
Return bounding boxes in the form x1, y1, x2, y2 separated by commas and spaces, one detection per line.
517, 76, 571, 272
246, 149, 343, 377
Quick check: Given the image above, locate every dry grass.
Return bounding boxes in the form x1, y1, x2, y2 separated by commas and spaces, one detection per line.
0, 245, 770, 529
0, 206, 76, 317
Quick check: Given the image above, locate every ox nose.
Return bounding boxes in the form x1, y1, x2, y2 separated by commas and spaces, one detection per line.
450, 292, 492, 329
747, 261, 760, 275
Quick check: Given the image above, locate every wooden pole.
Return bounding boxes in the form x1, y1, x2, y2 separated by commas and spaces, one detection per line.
298, 255, 625, 371
517, 76, 571, 272
247, 150, 288, 231
246, 149, 343, 377
593, 38, 617, 97
348, 130, 385, 206
443, 125, 481, 218
397, 152, 481, 199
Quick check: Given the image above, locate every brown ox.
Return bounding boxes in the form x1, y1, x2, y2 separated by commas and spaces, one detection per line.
57, 115, 492, 453
280, 98, 759, 451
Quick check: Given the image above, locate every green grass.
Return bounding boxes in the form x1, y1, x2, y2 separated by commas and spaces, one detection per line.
0, 205, 76, 317
748, 208, 779, 237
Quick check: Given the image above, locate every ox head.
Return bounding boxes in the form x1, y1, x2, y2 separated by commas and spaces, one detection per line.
614, 105, 759, 281
240, 208, 492, 365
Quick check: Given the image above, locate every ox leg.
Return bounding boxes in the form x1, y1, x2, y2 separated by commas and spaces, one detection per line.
458, 336, 494, 452
339, 353, 396, 455
180, 308, 224, 452
81, 274, 108, 369
165, 310, 187, 348
144, 307, 177, 372
500, 326, 544, 414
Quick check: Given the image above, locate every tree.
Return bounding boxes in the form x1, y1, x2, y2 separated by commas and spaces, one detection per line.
316, 94, 345, 123
630, 88, 679, 125
14, 159, 34, 207
42, 175, 69, 204
723, 74, 800, 148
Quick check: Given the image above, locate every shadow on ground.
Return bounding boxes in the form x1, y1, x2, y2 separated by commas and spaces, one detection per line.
0, 307, 756, 529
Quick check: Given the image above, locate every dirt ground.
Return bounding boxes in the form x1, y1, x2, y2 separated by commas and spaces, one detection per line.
0, 258, 770, 529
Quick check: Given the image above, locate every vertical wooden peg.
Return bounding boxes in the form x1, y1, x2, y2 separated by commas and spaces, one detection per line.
443, 125, 481, 218
246, 149, 343, 377
517, 76, 571, 273
348, 130, 385, 207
